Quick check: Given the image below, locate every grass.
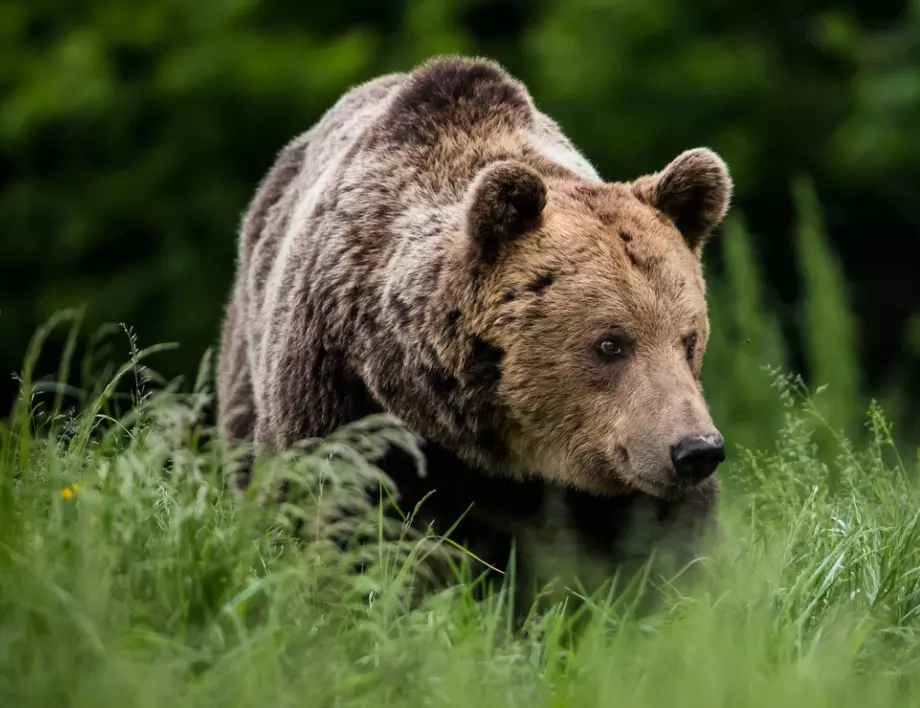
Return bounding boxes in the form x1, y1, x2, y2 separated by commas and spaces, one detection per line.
2, 324, 920, 708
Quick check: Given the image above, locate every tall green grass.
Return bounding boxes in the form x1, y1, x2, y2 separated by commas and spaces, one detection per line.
3, 183, 919, 705
2, 319, 920, 706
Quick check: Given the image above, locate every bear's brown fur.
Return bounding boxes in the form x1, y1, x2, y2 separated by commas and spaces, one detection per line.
217, 55, 732, 596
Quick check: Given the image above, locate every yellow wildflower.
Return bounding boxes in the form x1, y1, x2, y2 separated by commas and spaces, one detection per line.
60, 486, 74, 501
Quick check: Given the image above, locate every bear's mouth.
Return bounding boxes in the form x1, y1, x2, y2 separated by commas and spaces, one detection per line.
630, 475, 682, 500
628, 467, 705, 501
614, 446, 711, 500
609, 447, 684, 500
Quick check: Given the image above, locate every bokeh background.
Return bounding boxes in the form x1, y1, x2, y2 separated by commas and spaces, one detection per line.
2, 0, 918, 454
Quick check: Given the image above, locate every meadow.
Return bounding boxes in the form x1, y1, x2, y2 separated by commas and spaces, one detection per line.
2, 292, 920, 707
0, 185, 916, 708
4, 3, 918, 703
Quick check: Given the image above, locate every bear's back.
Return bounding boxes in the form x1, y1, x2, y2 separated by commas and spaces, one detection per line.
221, 56, 600, 449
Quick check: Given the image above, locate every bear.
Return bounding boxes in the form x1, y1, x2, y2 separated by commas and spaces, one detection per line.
216, 55, 732, 603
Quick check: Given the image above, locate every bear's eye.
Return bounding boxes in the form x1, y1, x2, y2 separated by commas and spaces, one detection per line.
684, 332, 698, 363
596, 334, 629, 360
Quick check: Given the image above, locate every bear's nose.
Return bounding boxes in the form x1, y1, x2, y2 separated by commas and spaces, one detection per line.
670, 435, 725, 483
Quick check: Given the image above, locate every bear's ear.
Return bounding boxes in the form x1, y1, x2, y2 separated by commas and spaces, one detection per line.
632, 148, 732, 252
464, 159, 547, 263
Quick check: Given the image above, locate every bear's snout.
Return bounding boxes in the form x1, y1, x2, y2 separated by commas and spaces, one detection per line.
669, 433, 725, 484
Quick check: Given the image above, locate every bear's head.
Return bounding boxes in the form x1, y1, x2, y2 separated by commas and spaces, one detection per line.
462, 148, 732, 500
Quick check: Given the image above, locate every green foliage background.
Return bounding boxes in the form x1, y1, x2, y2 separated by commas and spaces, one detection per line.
3, 343, 920, 707
1, 0, 918, 450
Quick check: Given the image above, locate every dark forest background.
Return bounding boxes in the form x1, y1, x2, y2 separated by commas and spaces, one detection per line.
2, 0, 918, 454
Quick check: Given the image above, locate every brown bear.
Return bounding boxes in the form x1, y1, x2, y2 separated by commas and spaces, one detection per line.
217, 55, 732, 599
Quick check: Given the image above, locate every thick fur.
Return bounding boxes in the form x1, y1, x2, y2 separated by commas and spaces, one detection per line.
217, 56, 732, 595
